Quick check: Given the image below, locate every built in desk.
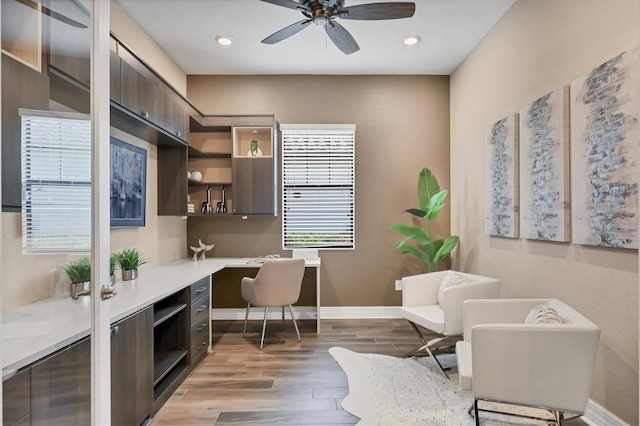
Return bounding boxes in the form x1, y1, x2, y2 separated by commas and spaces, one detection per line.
1, 256, 321, 376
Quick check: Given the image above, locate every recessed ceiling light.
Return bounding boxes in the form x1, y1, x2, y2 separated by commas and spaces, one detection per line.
403, 35, 420, 46
216, 36, 233, 46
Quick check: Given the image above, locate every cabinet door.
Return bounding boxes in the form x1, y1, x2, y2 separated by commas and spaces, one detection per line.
111, 306, 153, 426
119, 48, 157, 123
3, 369, 30, 425
1, 53, 49, 212
110, 38, 121, 104
30, 338, 91, 425
232, 157, 275, 215
168, 92, 189, 142
158, 144, 188, 216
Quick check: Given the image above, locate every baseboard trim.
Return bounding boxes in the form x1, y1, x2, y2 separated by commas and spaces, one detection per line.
212, 307, 318, 321
212, 306, 402, 320
582, 399, 628, 426
319, 306, 402, 319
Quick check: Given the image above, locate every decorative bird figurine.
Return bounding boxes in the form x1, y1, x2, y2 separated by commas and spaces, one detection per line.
198, 239, 214, 260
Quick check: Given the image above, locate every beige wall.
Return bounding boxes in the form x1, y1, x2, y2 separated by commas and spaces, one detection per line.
450, 0, 639, 423
187, 75, 451, 307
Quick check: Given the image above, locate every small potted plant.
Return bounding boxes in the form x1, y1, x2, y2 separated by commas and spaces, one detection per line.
64, 257, 91, 300
110, 253, 117, 285
115, 248, 148, 281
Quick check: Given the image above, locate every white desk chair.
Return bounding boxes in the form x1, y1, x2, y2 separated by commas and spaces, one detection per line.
241, 259, 306, 350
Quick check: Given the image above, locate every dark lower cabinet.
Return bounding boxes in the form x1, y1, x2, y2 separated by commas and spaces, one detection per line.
190, 277, 211, 366
111, 307, 153, 426
3, 368, 30, 425
30, 338, 91, 426
2, 285, 209, 424
152, 288, 190, 414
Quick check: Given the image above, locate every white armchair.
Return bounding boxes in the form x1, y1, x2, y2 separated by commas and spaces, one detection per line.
399, 270, 501, 378
456, 298, 601, 425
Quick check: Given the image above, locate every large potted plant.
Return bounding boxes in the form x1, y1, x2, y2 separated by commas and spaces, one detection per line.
64, 257, 91, 299
115, 248, 148, 281
391, 167, 459, 272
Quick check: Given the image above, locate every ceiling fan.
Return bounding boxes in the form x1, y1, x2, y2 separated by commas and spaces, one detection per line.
260, 0, 416, 55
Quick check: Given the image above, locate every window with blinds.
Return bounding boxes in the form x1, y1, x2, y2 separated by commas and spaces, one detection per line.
20, 109, 92, 254
281, 124, 355, 250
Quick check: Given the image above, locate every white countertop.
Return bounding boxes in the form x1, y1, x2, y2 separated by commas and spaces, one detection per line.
1, 257, 320, 375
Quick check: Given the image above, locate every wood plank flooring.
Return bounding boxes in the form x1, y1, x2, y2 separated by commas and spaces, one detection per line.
150, 318, 587, 425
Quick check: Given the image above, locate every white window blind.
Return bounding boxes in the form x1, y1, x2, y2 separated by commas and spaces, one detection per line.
281, 124, 355, 249
20, 109, 92, 254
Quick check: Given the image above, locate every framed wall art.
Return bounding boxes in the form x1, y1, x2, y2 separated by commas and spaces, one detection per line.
110, 137, 146, 228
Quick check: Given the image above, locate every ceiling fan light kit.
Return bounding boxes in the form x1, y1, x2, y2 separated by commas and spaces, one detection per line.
260, 0, 416, 55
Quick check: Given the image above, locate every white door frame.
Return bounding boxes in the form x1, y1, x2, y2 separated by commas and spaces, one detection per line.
90, 0, 111, 424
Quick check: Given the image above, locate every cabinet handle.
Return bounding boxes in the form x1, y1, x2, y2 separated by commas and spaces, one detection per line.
176, 131, 182, 137
111, 325, 119, 335
195, 286, 207, 294
196, 324, 207, 332
196, 305, 207, 313
141, 110, 149, 118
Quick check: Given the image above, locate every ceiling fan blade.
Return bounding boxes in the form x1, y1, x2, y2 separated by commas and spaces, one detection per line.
262, 19, 312, 44
325, 21, 359, 55
260, 0, 310, 11
339, 2, 416, 20
15, 0, 88, 28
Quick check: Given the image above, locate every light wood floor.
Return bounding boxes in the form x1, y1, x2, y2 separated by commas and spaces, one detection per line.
150, 318, 587, 425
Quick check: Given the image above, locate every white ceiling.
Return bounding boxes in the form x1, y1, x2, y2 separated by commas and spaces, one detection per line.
117, 0, 515, 75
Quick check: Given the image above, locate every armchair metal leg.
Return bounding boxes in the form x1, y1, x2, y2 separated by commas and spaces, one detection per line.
260, 306, 269, 350
474, 399, 480, 426
408, 320, 427, 345
242, 303, 251, 337
554, 411, 563, 425
425, 345, 449, 379
405, 335, 453, 379
289, 304, 301, 342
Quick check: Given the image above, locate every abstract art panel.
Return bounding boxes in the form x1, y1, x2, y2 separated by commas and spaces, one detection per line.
519, 87, 570, 242
485, 114, 519, 238
571, 47, 639, 248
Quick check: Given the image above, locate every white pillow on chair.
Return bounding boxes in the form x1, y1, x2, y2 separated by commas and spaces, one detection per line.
525, 304, 563, 324
438, 271, 471, 307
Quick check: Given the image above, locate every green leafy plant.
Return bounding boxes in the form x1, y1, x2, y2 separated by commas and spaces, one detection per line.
115, 248, 148, 271
64, 257, 91, 284
110, 254, 117, 276
391, 167, 459, 272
